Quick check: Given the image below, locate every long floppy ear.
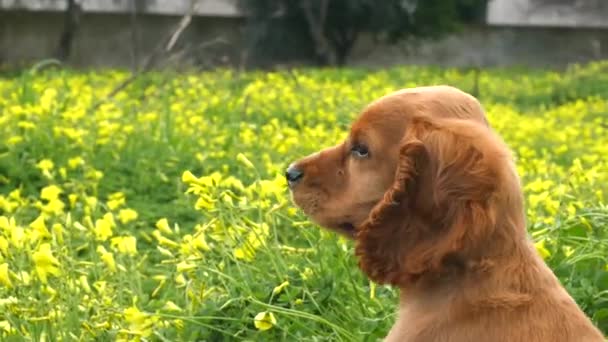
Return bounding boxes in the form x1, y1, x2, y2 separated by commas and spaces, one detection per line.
355, 116, 498, 287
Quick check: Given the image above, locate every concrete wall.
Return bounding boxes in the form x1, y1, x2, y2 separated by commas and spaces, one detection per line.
1, 9, 608, 70
0, 0, 241, 17
0, 10, 244, 69
487, 0, 608, 28
349, 25, 608, 69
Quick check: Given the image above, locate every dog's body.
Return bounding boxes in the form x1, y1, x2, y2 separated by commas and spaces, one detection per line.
286, 86, 604, 341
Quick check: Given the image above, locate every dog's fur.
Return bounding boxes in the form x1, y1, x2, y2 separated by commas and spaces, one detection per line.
287, 86, 604, 341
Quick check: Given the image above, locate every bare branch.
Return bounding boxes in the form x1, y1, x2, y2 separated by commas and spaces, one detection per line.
300, 0, 335, 65
91, 0, 200, 110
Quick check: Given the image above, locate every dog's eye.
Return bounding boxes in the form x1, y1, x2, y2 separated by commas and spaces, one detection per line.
351, 144, 369, 158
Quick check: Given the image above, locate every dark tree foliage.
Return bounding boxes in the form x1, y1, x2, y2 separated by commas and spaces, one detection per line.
239, 0, 487, 66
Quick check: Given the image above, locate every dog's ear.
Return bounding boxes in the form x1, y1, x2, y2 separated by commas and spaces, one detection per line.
355, 117, 498, 287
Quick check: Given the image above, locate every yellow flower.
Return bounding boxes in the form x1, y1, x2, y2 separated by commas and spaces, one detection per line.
0, 237, 8, 256
152, 230, 179, 248
0, 263, 13, 288
236, 153, 255, 169
123, 306, 158, 338
32, 243, 61, 284
181, 170, 198, 184
40, 88, 58, 111
52, 223, 64, 244
272, 281, 289, 296
41, 198, 65, 216
67, 156, 85, 169
29, 215, 51, 241
107, 192, 126, 210
36, 159, 55, 172
40, 185, 62, 201
85, 196, 98, 210
162, 301, 183, 312
155, 218, 174, 235
94, 214, 115, 241
534, 239, 551, 260
0, 216, 15, 233
157, 246, 175, 258
176, 260, 196, 273
253, 311, 277, 331
118, 208, 138, 224
97, 245, 117, 273
110, 236, 138, 256
68, 194, 78, 207
79, 275, 92, 293
192, 231, 210, 251
0, 320, 12, 333
175, 273, 187, 287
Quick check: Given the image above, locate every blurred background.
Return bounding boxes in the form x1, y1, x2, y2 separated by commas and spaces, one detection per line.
1, 0, 607, 71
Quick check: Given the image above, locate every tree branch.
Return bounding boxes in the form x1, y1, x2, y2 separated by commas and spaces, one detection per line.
92, 0, 199, 110
300, 0, 335, 65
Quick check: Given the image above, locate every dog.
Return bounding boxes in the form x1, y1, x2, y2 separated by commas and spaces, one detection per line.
286, 85, 604, 341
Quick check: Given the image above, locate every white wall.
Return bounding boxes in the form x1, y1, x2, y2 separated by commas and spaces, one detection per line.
0, 0, 242, 17
487, 0, 608, 28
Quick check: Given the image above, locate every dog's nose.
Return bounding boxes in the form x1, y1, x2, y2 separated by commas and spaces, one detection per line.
285, 165, 304, 187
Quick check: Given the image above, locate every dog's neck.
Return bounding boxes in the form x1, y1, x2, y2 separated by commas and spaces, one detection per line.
397, 230, 553, 311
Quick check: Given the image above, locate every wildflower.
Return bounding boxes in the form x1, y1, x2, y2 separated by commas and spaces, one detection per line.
237, 153, 256, 169
36, 159, 55, 173
152, 230, 178, 248
0, 296, 18, 306
110, 236, 137, 256
68, 194, 78, 207
0, 320, 11, 333
123, 306, 158, 338
40, 88, 58, 111
155, 218, 174, 235
94, 213, 115, 241
0, 237, 8, 256
85, 196, 98, 210
162, 301, 183, 312
253, 311, 277, 331
40, 198, 65, 216
29, 215, 51, 241
272, 281, 289, 295
67, 156, 85, 169
176, 260, 197, 273
97, 246, 117, 273
157, 246, 175, 258
534, 239, 551, 260
118, 208, 138, 224
32, 243, 61, 283
10, 226, 25, 249
79, 275, 92, 293
0, 263, 12, 288
107, 192, 126, 210
181, 170, 198, 184
175, 273, 187, 287
7, 136, 23, 145
52, 223, 64, 244
0, 216, 15, 233
40, 185, 62, 201
17, 271, 30, 285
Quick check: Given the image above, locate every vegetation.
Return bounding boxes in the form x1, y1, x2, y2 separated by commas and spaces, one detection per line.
239, 0, 487, 66
0, 61, 607, 340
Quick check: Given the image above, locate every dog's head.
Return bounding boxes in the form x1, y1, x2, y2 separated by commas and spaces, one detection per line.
286, 86, 489, 238
286, 86, 528, 287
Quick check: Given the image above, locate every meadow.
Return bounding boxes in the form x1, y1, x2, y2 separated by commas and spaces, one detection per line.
0, 60, 607, 341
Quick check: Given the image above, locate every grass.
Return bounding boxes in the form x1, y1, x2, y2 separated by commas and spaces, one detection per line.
0, 60, 607, 341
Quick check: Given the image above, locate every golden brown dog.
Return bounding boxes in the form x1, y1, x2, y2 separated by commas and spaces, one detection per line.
286, 85, 604, 341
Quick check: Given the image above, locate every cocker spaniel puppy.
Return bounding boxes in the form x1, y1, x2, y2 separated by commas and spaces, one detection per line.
286, 86, 604, 341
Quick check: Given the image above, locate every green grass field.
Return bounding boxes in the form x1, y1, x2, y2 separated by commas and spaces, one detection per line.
0, 61, 607, 341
